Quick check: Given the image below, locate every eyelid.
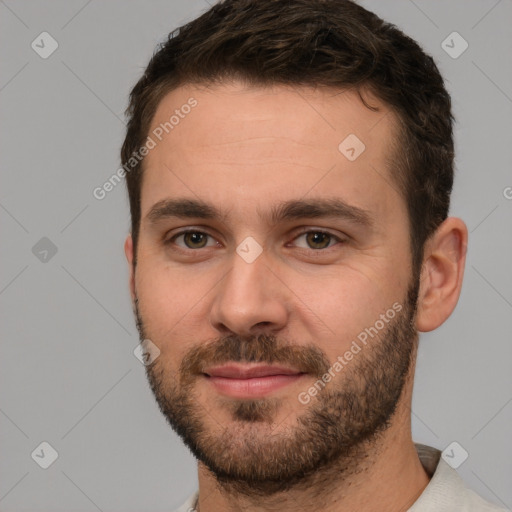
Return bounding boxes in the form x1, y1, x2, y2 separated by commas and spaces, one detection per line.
291, 226, 346, 238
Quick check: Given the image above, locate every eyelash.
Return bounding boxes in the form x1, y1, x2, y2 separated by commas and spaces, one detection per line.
164, 228, 346, 252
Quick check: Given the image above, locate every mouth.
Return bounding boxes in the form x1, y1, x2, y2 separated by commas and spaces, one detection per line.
202, 364, 307, 398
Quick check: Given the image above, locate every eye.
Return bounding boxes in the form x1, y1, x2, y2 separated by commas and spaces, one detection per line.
291, 230, 344, 250
166, 230, 218, 250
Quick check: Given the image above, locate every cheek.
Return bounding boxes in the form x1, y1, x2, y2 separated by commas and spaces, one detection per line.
134, 263, 207, 359
290, 267, 403, 355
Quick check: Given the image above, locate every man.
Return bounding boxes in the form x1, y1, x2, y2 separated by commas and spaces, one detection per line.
121, 1, 507, 510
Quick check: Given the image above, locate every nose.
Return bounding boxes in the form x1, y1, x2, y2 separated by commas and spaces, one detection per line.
209, 247, 289, 337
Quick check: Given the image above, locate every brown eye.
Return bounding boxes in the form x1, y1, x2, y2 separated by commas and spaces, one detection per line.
305, 231, 332, 249
291, 230, 341, 250
182, 232, 208, 249
167, 230, 216, 250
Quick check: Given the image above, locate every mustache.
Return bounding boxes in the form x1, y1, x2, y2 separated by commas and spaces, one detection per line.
180, 333, 331, 381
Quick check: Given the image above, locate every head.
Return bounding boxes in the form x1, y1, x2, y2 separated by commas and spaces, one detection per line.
122, 0, 467, 496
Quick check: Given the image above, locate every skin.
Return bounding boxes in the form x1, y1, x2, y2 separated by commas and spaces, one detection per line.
124, 81, 468, 512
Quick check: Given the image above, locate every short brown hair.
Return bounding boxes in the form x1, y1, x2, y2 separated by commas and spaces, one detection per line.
121, 0, 454, 276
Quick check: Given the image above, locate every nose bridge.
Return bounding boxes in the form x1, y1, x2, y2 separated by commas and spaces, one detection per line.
210, 243, 288, 335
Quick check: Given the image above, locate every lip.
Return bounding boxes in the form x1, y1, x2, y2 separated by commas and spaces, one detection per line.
204, 364, 303, 379
203, 364, 306, 398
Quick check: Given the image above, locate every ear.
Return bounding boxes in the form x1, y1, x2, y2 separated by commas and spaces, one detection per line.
124, 234, 136, 303
415, 217, 468, 332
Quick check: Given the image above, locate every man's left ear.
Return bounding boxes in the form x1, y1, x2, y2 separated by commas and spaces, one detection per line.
415, 217, 468, 332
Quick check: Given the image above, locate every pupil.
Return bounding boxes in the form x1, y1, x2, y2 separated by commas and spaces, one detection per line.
186, 232, 206, 248
308, 232, 329, 249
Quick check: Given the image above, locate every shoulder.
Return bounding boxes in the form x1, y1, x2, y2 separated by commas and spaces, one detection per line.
460, 488, 509, 512
410, 444, 509, 512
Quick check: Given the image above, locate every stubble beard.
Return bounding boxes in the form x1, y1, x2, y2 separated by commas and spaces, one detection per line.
134, 278, 419, 498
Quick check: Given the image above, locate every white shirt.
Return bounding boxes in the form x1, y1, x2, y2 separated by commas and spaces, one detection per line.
173, 444, 508, 511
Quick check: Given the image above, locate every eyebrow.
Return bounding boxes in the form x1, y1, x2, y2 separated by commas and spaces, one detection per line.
146, 197, 375, 229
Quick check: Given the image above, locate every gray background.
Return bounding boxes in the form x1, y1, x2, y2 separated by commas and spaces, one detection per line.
1, 0, 511, 510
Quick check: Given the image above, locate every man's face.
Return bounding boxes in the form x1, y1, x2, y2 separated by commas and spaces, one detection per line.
128, 82, 419, 493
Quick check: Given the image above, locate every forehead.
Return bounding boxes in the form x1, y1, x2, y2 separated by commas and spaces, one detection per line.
148, 81, 395, 152
140, 81, 402, 226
